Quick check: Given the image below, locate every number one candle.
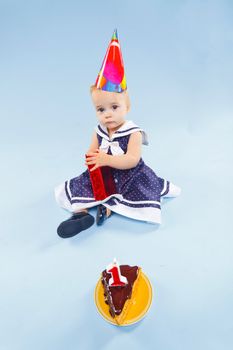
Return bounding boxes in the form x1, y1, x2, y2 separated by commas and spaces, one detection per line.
106, 258, 128, 287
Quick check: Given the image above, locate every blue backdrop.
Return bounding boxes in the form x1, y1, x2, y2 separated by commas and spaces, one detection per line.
1, 1, 233, 349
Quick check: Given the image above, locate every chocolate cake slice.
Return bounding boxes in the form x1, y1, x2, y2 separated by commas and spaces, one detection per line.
101, 265, 141, 325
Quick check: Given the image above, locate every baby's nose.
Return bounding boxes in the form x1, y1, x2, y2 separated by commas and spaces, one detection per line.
105, 115, 112, 119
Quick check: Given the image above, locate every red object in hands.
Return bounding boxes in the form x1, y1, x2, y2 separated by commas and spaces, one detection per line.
86, 155, 116, 200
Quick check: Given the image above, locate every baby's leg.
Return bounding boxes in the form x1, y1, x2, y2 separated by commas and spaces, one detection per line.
96, 205, 111, 226
74, 208, 88, 213
106, 208, 111, 217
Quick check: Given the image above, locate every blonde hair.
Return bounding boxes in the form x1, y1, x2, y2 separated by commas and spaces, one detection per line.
90, 85, 131, 112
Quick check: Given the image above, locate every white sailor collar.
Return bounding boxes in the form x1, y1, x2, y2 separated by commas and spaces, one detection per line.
95, 120, 149, 145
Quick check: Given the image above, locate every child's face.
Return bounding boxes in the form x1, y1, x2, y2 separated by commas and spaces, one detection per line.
91, 89, 129, 131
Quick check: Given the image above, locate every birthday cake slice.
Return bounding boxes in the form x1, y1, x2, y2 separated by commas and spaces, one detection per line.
101, 264, 142, 325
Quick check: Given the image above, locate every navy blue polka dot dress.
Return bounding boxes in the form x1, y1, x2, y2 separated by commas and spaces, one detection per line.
55, 121, 180, 223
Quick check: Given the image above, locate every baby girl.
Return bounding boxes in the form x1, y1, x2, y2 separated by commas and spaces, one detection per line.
55, 29, 180, 238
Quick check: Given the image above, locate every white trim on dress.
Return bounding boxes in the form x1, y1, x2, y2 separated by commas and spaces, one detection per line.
55, 182, 161, 224
95, 120, 149, 145
104, 202, 161, 224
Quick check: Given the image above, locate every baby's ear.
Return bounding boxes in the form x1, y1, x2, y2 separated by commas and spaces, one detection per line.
124, 90, 130, 112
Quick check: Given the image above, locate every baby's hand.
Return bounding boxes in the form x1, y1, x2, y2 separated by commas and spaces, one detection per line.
85, 149, 110, 171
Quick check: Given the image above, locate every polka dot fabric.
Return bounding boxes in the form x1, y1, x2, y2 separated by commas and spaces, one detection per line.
59, 121, 174, 223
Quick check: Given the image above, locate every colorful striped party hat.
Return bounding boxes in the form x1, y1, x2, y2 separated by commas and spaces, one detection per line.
95, 29, 127, 93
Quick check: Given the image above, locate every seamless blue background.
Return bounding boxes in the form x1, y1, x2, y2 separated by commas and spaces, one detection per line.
0, 1, 233, 349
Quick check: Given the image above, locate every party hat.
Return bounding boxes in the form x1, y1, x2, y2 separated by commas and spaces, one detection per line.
95, 29, 127, 93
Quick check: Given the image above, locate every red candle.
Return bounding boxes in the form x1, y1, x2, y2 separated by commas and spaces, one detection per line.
106, 259, 128, 287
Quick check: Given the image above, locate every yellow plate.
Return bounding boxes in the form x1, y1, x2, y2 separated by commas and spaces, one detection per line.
94, 271, 153, 326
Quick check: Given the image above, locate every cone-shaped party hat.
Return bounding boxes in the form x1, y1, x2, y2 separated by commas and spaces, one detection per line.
95, 29, 127, 93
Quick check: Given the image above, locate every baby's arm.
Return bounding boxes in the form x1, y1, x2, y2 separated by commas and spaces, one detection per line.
108, 131, 142, 169
86, 132, 142, 171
